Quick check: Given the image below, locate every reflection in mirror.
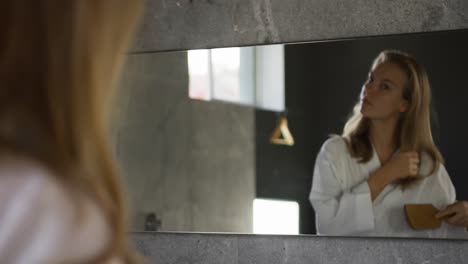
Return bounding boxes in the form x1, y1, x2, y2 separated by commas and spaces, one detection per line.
115, 29, 468, 239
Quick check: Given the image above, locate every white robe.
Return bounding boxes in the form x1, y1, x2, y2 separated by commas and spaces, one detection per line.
309, 136, 468, 238
0, 155, 121, 264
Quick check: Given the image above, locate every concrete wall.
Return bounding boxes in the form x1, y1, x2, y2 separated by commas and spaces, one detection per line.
115, 51, 255, 233
132, 232, 468, 264
132, 0, 468, 52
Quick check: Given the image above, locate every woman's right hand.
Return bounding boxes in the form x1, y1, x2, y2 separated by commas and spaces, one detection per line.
382, 151, 420, 183
368, 151, 420, 201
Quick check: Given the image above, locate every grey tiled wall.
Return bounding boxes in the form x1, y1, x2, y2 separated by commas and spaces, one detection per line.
116, 52, 255, 233
132, 232, 468, 264
132, 0, 468, 52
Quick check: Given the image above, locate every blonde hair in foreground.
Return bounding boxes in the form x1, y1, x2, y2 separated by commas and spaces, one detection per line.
342, 50, 444, 188
0, 0, 143, 263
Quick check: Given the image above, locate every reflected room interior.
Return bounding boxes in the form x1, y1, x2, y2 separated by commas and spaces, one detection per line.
114, 28, 468, 237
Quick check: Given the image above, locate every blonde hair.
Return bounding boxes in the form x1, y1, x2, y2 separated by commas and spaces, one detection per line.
342, 50, 444, 187
0, 1, 143, 262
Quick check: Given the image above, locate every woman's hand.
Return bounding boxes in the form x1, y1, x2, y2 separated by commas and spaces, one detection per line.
436, 201, 468, 227
382, 151, 420, 183
367, 152, 419, 201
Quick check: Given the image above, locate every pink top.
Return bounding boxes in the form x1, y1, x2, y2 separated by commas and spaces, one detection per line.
0, 155, 120, 264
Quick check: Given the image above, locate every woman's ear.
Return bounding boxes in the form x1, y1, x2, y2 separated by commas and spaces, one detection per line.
399, 100, 409, 113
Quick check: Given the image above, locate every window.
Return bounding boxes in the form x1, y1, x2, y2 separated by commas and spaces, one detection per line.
188, 49, 211, 101
188, 45, 284, 112
253, 198, 299, 235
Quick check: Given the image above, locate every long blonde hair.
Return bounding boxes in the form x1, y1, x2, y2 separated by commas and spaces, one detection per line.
342, 50, 444, 187
0, 1, 143, 262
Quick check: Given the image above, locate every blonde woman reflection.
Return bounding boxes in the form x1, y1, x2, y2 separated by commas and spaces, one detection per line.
309, 50, 468, 238
0, 1, 143, 263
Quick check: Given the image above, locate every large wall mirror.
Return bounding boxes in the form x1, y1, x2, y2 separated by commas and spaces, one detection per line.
115, 28, 468, 239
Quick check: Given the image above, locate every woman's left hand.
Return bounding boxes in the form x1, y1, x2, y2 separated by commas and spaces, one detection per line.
436, 201, 468, 227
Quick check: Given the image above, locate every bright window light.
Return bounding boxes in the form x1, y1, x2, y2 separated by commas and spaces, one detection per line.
211, 47, 241, 102
253, 198, 299, 235
187, 45, 283, 111
188, 49, 211, 101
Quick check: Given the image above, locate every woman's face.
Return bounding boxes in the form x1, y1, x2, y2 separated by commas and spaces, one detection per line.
360, 61, 410, 120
